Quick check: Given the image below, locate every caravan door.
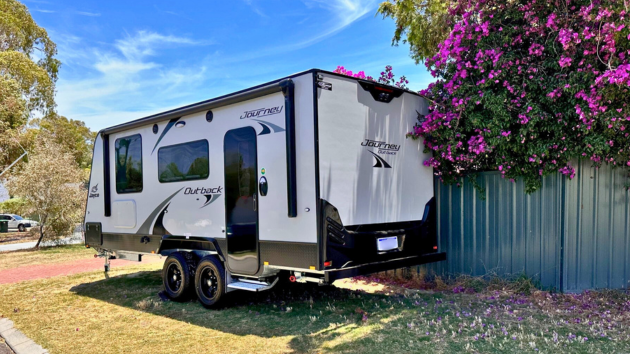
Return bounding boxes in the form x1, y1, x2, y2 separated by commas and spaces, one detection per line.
223, 127, 259, 275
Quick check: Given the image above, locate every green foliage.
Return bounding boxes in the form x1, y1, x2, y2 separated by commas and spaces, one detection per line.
0, 197, 26, 215
0, 0, 60, 114
35, 114, 97, 169
0, 75, 27, 130
377, 0, 452, 63
5, 134, 86, 246
408, 0, 630, 193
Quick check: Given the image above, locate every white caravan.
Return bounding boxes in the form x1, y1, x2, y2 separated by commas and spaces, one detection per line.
84, 69, 445, 308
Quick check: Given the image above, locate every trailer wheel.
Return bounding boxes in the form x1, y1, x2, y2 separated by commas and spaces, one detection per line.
195, 256, 225, 309
162, 253, 192, 301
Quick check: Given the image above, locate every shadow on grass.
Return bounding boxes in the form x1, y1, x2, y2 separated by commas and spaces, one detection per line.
69, 269, 422, 353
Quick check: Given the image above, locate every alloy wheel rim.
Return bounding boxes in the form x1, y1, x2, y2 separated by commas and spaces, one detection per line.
200, 266, 218, 299
166, 263, 183, 293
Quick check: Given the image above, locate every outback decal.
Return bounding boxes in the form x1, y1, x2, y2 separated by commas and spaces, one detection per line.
361, 139, 399, 168
89, 184, 100, 198
184, 186, 223, 209
240, 106, 283, 119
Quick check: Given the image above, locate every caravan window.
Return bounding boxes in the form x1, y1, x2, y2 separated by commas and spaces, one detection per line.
115, 134, 143, 193
158, 140, 209, 183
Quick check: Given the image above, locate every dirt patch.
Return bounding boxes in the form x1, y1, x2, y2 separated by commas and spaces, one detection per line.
0, 337, 13, 354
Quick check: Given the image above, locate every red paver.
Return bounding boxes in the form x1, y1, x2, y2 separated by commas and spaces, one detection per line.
0, 256, 163, 285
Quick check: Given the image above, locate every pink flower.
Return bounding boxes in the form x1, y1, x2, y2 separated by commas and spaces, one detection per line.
546, 13, 558, 30
528, 43, 544, 56
559, 56, 573, 68
468, 135, 487, 155
559, 165, 576, 179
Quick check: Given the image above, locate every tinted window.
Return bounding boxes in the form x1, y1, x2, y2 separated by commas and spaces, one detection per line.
13, 215, 22, 220
158, 140, 209, 183
115, 134, 143, 193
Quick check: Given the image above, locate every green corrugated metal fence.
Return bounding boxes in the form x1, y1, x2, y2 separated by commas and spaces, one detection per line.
424, 160, 630, 292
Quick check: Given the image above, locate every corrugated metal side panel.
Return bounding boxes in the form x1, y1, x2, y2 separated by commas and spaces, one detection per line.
423, 171, 563, 289
564, 160, 630, 291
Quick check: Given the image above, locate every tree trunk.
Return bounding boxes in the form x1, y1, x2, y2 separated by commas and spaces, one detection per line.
35, 223, 44, 248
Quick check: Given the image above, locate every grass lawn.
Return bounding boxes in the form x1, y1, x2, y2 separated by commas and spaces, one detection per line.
1, 246, 630, 353
0, 262, 629, 353
0, 244, 94, 271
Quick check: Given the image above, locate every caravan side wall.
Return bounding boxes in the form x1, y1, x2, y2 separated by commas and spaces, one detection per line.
316, 73, 434, 226
85, 73, 319, 271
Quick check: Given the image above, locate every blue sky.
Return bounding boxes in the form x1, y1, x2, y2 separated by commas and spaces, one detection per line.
26, 0, 433, 131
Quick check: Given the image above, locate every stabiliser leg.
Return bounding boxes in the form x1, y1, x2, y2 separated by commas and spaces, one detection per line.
94, 249, 113, 272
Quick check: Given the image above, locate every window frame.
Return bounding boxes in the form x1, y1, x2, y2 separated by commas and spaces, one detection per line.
114, 134, 144, 194
157, 139, 210, 184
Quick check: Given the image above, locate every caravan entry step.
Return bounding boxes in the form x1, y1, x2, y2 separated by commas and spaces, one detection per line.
227, 278, 277, 292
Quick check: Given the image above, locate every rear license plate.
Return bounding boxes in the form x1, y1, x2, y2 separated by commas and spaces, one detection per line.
377, 236, 398, 251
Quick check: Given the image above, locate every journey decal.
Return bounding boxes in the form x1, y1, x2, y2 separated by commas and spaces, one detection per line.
361, 139, 400, 169
239, 106, 286, 136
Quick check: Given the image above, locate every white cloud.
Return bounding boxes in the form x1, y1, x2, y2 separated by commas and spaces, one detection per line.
32, 8, 55, 13
221, 0, 379, 63
243, 0, 268, 18
295, 0, 378, 46
75, 11, 101, 17
53, 1, 380, 130
55, 31, 212, 130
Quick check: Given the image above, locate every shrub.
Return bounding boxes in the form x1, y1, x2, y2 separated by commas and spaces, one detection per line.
407, 0, 630, 192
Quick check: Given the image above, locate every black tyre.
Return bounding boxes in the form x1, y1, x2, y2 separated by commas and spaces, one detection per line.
195, 256, 226, 309
18, 224, 25, 232
162, 253, 193, 301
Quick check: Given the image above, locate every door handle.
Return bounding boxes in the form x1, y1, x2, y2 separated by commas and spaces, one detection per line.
253, 193, 257, 212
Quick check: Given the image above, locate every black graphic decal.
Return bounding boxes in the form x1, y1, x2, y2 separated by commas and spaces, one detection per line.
253, 119, 285, 136
152, 117, 180, 154
136, 188, 183, 234
152, 203, 172, 235
201, 193, 222, 208
368, 151, 392, 168
89, 184, 100, 198
257, 122, 271, 135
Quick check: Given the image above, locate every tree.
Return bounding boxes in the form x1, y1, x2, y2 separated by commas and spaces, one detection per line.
406, 0, 630, 192
6, 135, 86, 247
0, 0, 59, 114
378, 0, 453, 63
0, 0, 61, 173
35, 114, 97, 170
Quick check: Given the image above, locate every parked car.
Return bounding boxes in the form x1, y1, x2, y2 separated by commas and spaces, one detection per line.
0, 214, 39, 232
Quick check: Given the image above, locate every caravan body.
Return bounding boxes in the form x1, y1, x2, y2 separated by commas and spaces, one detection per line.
84, 69, 445, 306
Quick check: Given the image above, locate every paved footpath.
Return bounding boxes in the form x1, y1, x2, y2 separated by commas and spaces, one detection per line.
0, 234, 83, 253
0, 256, 163, 285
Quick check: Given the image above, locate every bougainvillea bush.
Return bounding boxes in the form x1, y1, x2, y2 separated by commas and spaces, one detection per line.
334, 65, 410, 89
407, 0, 630, 192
